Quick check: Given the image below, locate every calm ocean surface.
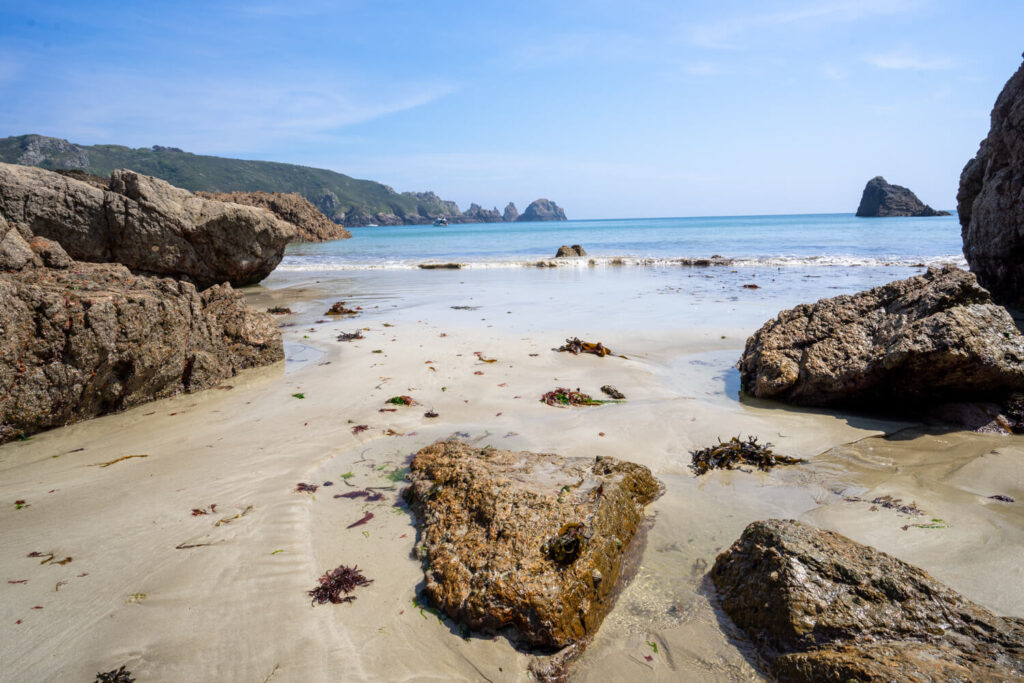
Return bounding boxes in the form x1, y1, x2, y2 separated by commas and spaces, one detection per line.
279, 213, 965, 270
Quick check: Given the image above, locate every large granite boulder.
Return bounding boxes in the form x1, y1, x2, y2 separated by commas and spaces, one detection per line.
855, 176, 949, 217
0, 224, 283, 443
737, 265, 1024, 407
517, 198, 567, 222
0, 163, 295, 288
555, 244, 587, 257
503, 202, 520, 222
195, 191, 351, 242
403, 440, 660, 650
959, 57, 1024, 309
711, 519, 1024, 682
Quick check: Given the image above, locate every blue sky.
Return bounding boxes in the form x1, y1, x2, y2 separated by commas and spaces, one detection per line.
0, 1, 1021, 218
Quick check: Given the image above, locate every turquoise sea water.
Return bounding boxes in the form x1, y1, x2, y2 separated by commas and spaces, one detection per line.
266, 213, 966, 335
280, 213, 964, 270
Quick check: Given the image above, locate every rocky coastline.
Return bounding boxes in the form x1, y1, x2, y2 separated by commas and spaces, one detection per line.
855, 176, 950, 217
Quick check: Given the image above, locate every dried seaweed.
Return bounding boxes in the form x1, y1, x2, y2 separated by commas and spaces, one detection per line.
352, 424, 370, 434
347, 512, 374, 528
334, 490, 384, 501
266, 306, 292, 314
386, 395, 416, 406
990, 494, 1015, 503
557, 337, 613, 357
450, 305, 479, 310
308, 564, 373, 605
95, 665, 134, 683
690, 436, 803, 475
325, 301, 359, 316
92, 454, 148, 468
424, 410, 439, 418
846, 494, 924, 516
14, 499, 29, 509
295, 483, 319, 494
337, 330, 364, 341
474, 351, 497, 363
540, 387, 602, 406
600, 385, 626, 399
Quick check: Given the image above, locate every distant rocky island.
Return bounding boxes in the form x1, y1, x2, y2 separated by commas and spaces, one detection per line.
855, 176, 950, 217
0, 134, 567, 227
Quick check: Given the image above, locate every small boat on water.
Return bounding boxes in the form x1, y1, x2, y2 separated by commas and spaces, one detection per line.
433, 217, 448, 226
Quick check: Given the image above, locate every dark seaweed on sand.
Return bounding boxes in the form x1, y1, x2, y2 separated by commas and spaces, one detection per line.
690, 436, 803, 475
540, 387, 602, 406
308, 564, 373, 605
95, 665, 134, 683
295, 482, 319, 494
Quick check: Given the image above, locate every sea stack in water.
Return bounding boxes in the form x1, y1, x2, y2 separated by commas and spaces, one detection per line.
855, 176, 949, 217
737, 266, 1024, 407
712, 520, 1024, 681
0, 163, 295, 288
517, 198, 568, 222
503, 202, 519, 222
403, 440, 659, 651
959, 56, 1024, 309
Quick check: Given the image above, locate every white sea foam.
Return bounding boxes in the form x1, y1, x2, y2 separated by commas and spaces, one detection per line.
274, 253, 968, 272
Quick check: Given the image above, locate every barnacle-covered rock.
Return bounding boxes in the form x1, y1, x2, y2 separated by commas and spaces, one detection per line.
403, 441, 660, 651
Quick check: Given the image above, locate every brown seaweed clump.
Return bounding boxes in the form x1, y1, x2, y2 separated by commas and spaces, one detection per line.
690, 436, 803, 475
325, 301, 359, 316
540, 387, 601, 406
557, 337, 612, 357
543, 523, 588, 564
600, 385, 625, 399
95, 666, 134, 683
308, 564, 373, 605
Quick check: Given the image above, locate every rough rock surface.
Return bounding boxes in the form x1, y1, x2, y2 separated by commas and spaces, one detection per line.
517, 198, 568, 222
959, 57, 1024, 308
503, 202, 520, 222
459, 203, 503, 223
196, 191, 351, 242
555, 244, 587, 257
0, 238, 282, 443
737, 265, 1024, 407
403, 440, 660, 650
855, 176, 949, 217
711, 519, 1024, 682
54, 168, 109, 190
0, 163, 295, 288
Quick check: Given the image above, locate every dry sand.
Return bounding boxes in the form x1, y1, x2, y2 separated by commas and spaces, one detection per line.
2, 275, 1022, 682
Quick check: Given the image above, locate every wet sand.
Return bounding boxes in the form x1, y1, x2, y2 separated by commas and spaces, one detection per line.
1, 267, 1022, 681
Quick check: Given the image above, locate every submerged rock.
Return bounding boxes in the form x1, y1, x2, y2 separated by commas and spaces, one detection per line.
959, 56, 1024, 308
855, 176, 949, 217
517, 198, 567, 222
711, 519, 1024, 682
737, 265, 1024, 407
196, 191, 351, 242
0, 163, 295, 288
0, 236, 282, 443
403, 440, 660, 650
555, 244, 587, 257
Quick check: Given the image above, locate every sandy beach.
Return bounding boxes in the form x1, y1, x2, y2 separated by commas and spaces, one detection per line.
2, 265, 1021, 681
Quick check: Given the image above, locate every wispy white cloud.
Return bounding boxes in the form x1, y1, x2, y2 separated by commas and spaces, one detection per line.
687, 0, 926, 49
0, 67, 457, 153
863, 48, 954, 70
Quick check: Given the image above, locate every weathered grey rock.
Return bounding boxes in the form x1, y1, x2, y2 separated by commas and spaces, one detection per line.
517, 198, 567, 222
738, 266, 1024, 407
0, 216, 36, 271
0, 163, 295, 288
855, 176, 949, 217
555, 244, 587, 257
15, 134, 89, 168
959, 57, 1024, 309
403, 440, 660, 650
196, 190, 351, 242
711, 519, 1024, 682
0, 259, 283, 444
503, 202, 519, 222
459, 203, 503, 223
